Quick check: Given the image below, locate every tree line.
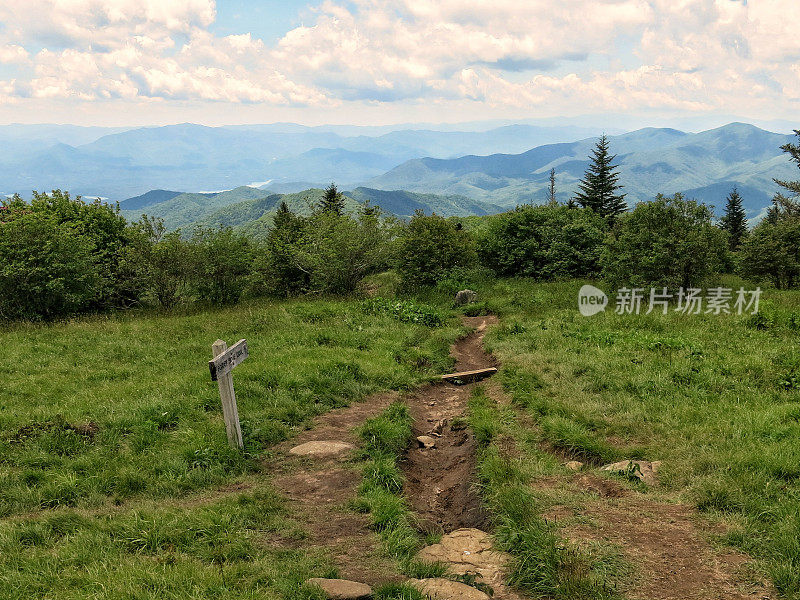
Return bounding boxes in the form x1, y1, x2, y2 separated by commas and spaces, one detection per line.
1, 130, 798, 321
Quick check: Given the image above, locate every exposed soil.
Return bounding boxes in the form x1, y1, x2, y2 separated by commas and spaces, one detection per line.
269, 392, 402, 585
401, 316, 498, 533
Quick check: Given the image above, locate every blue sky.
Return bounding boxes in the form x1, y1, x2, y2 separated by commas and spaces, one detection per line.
0, 0, 797, 129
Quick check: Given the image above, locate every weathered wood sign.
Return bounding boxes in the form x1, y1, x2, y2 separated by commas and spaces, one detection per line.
209, 338, 248, 381
209, 339, 246, 449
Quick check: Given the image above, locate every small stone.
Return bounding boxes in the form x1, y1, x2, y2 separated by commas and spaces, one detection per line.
430, 419, 447, 436
601, 460, 661, 485
305, 578, 372, 599
454, 289, 478, 306
565, 460, 584, 471
408, 578, 490, 600
289, 441, 355, 458
417, 435, 437, 449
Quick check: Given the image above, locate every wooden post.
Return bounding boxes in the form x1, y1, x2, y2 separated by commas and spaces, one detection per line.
211, 339, 244, 449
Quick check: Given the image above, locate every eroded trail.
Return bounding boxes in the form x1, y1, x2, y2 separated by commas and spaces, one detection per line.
401, 315, 497, 533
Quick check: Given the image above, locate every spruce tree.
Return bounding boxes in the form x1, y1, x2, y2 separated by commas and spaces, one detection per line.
719, 187, 748, 250
318, 183, 345, 215
772, 129, 800, 219
547, 168, 557, 205
573, 135, 626, 220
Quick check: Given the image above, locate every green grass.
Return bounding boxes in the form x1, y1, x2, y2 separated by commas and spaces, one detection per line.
0, 297, 461, 599
469, 277, 800, 598
468, 387, 623, 599
0, 298, 459, 516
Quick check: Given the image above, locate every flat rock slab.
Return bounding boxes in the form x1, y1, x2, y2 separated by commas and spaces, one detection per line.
417, 435, 437, 449
408, 578, 490, 600
289, 441, 355, 458
415, 528, 511, 590
305, 578, 371, 599
601, 460, 661, 485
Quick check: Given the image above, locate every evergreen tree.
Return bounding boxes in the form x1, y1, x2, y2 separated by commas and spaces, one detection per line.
547, 168, 557, 205
318, 183, 345, 215
772, 129, 800, 220
719, 187, 748, 250
573, 135, 626, 220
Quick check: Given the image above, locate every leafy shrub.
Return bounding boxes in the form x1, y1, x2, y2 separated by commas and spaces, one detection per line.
361, 298, 444, 327
397, 211, 476, 288
740, 217, 800, 289
602, 193, 728, 290
478, 204, 605, 279
0, 212, 101, 320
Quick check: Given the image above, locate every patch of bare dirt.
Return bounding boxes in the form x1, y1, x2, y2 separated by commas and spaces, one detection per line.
400, 316, 498, 533
269, 392, 402, 585
563, 496, 773, 600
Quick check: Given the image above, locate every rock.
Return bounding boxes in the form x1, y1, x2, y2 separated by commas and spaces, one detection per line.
601, 460, 661, 485
408, 578, 491, 600
565, 460, 584, 471
417, 435, 437, 449
289, 441, 355, 458
416, 529, 510, 590
454, 290, 477, 306
430, 419, 447, 436
305, 578, 372, 599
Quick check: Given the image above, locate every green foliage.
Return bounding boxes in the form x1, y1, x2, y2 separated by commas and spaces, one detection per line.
740, 217, 800, 288
477, 204, 605, 279
573, 135, 627, 221
318, 182, 346, 216
361, 298, 444, 327
251, 201, 310, 297
396, 211, 476, 288
719, 187, 749, 251
602, 193, 728, 290
190, 228, 253, 304
0, 212, 100, 320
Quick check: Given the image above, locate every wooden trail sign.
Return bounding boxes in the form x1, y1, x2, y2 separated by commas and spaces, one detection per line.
209, 339, 246, 449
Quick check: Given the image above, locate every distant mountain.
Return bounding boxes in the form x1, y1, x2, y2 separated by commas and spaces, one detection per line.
123, 185, 503, 234
367, 123, 795, 217
0, 122, 614, 201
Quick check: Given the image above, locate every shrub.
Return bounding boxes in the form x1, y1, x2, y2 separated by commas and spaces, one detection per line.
0, 212, 101, 320
478, 204, 605, 279
361, 298, 444, 327
740, 217, 800, 289
397, 211, 476, 288
190, 227, 253, 304
602, 193, 727, 290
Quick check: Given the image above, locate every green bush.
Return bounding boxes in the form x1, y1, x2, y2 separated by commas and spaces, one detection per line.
190, 227, 253, 304
0, 212, 101, 320
478, 204, 605, 279
602, 193, 728, 290
397, 211, 476, 288
740, 217, 800, 289
361, 298, 444, 327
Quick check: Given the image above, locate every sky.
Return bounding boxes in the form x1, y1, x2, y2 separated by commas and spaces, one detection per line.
0, 0, 798, 129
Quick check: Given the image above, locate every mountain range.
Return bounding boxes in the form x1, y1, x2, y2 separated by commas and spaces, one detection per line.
0, 122, 612, 201
367, 123, 796, 217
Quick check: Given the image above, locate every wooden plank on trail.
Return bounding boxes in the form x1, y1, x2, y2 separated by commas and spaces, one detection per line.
209, 338, 248, 381
440, 367, 498, 384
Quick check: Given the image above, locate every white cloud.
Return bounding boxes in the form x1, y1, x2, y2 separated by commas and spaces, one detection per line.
0, 0, 798, 120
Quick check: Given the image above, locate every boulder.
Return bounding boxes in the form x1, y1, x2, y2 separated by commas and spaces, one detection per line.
416, 529, 509, 588
601, 460, 661, 485
289, 441, 355, 458
454, 290, 477, 306
305, 578, 372, 599
407, 578, 491, 600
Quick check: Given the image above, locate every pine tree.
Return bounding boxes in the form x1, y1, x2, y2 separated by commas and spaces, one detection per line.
573, 135, 626, 220
719, 187, 748, 250
318, 183, 345, 215
273, 201, 294, 229
772, 129, 800, 220
547, 168, 557, 205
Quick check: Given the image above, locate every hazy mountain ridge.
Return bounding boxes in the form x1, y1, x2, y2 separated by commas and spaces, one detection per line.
368, 123, 795, 215
0, 122, 612, 201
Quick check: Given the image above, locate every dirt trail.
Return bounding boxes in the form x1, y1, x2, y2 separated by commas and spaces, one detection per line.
270, 392, 402, 585
401, 315, 497, 533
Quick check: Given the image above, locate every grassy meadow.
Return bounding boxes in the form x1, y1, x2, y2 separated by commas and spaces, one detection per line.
2, 277, 800, 598
473, 278, 800, 597
0, 297, 459, 599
